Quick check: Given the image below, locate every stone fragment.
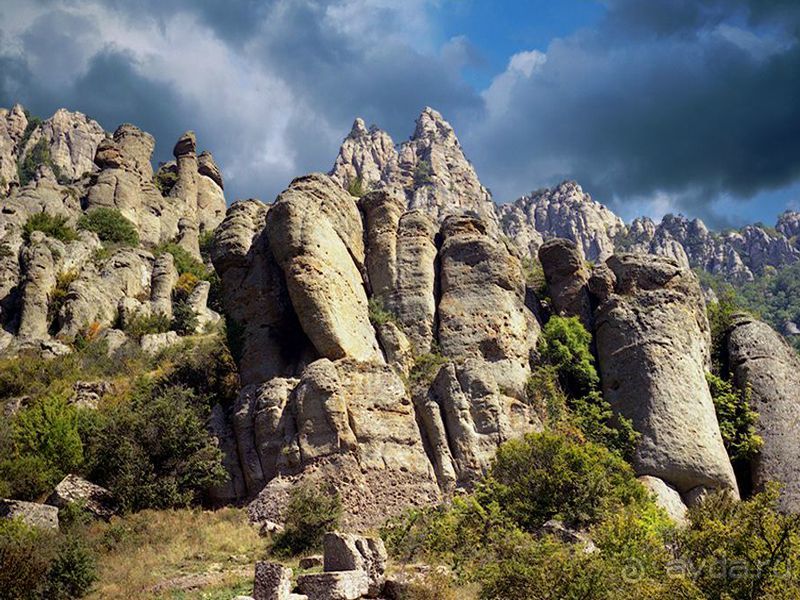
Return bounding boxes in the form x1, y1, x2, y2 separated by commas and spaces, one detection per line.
323, 532, 387, 596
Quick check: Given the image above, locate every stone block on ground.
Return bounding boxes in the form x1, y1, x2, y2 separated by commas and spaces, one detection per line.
253, 561, 293, 600
296, 570, 368, 600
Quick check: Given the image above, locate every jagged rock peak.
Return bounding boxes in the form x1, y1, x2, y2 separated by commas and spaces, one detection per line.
499, 180, 625, 262
348, 117, 369, 138
412, 106, 456, 141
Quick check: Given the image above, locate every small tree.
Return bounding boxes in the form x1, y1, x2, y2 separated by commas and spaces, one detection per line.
272, 482, 342, 556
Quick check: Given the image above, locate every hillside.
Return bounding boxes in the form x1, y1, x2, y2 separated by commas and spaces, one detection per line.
1, 105, 800, 599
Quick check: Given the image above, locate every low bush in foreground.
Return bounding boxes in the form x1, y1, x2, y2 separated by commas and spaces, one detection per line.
271, 482, 342, 556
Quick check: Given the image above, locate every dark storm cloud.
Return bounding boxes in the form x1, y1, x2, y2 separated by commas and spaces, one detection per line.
469, 0, 800, 225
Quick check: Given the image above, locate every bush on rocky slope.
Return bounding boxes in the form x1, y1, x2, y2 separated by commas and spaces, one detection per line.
271, 482, 342, 557
383, 430, 800, 599
529, 316, 639, 459
22, 212, 78, 243
77, 208, 139, 246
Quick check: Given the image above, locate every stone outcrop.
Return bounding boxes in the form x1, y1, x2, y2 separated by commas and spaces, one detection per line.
590, 253, 738, 500
330, 108, 500, 234
0, 499, 59, 529
727, 314, 800, 511
0, 104, 27, 192
22, 108, 105, 182
46, 474, 116, 520
330, 118, 397, 193
637, 475, 688, 525
538, 237, 592, 329
266, 174, 381, 363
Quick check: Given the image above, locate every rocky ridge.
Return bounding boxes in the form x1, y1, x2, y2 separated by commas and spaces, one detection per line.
0, 104, 226, 355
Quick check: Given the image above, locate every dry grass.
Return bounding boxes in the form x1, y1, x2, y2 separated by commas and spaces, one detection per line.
84, 507, 264, 600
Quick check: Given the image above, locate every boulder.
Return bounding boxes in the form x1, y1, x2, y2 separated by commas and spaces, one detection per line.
140, 331, 180, 354
69, 380, 113, 409
296, 571, 368, 600
538, 237, 592, 330
727, 314, 800, 511
299, 555, 323, 570
46, 474, 116, 520
637, 475, 688, 525
0, 499, 59, 529
591, 253, 738, 498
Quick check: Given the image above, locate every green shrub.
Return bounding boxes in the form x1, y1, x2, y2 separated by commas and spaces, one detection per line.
49, 270, 78, 332
88, 386, 225, 512
77, 208, 139, 246
706, 290, 742, 376
521, 256, 548, 301
0, 518, 55, 600
538, 316, 598, 398
0, 518, 97, 600
485, 431, 648, 530
22, 212, 78, 243
677, 484, 800, 599
12, 395, 85, 486
156, 242, 208, 279
706, 372, 762, 462
153, 167, 178, 195
408, 348, 448, 389
0, 454, 56, 500
156, 335, 238, 410
368, 296, 395, 326
347, 176, 367, 197
42, 534, 98, 599
533, 316, 639, 459
171, 300, 199, 336
199, 229, 215, 260
414, 159, 434, 187
272, 482, 342, 556
173, 272, 200, 303
18, 137, 62, 186
123, 312, 171, 339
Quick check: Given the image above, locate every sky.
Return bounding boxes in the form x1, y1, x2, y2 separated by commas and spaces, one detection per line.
0, 0, 798, 229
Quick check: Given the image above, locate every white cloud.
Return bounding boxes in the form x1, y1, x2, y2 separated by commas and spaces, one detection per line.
482, 49, 546, 116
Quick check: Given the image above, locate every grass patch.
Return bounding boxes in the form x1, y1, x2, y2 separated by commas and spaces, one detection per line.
84, 508, 262, 600
78, 208, 139, 246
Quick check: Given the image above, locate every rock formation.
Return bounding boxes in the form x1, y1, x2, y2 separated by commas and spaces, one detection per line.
499, 181, 626, 262
727, 314, 800, 511
330, 107, 500, 233
589, 253, 739, 500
